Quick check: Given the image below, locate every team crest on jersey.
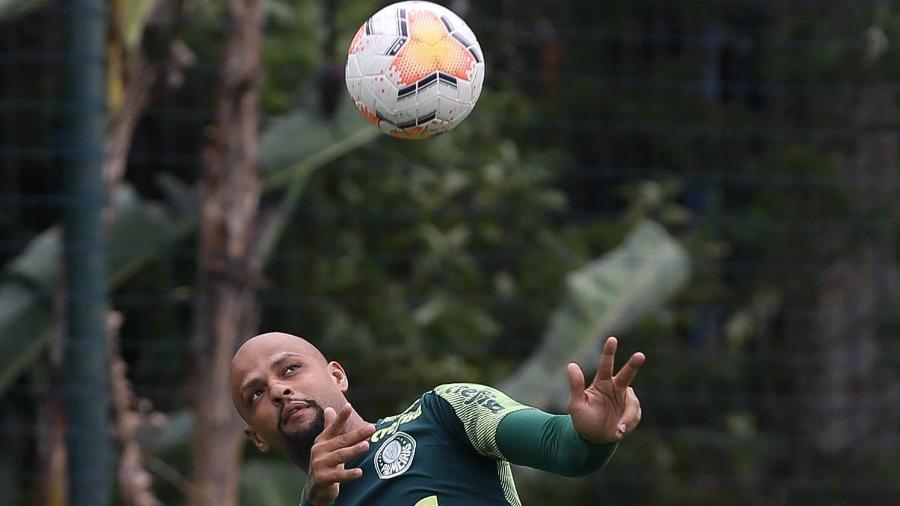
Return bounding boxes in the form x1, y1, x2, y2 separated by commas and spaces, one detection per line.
374, 432, 416, 479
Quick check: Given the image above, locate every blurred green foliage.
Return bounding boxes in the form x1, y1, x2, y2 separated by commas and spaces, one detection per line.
2, 0, 900, 505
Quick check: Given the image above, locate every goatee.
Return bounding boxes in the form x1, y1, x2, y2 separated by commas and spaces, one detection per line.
279, 400, 325, 468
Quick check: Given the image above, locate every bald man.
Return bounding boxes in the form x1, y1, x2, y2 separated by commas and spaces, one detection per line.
230, 332, 644, 506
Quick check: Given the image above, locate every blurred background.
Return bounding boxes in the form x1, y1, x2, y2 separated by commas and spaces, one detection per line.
2, 0, 899, 505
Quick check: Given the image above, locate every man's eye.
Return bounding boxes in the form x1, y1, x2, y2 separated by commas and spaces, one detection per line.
284, 364, 299, 375
251, 389, 264, 402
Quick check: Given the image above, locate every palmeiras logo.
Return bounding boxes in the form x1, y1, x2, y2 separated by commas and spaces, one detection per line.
374, 432, 416, 479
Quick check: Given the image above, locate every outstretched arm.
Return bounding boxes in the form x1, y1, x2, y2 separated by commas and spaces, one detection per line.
431, 338, 643, 477
495, 336, 644, 476
496, 410, 619, 477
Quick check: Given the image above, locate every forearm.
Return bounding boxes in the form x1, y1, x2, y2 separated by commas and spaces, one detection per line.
495, 409, 618, 477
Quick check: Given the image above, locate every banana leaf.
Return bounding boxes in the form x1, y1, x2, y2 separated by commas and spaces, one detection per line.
0, 227, 58, 393
500, 219, 689, 410
0, 187, 181, 397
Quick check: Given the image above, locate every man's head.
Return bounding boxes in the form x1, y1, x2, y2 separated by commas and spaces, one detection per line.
230, 332, 350, 467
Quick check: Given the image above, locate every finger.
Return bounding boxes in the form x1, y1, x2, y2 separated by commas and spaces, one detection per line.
613, 351, 646, 389
321, 440, 371, 466
321, 423, 376, 452
321, 403, 351, 438
566, 363, 586, 410
319, 467, 365, 483
593, 336, 618, 384
615, 387, 642, 439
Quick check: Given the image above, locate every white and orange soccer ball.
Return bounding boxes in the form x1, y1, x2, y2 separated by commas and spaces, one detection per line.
345, 1, 485, 140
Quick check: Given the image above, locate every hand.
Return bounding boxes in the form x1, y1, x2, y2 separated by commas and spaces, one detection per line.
303, 404, 375, 506
567, 336, 645, 444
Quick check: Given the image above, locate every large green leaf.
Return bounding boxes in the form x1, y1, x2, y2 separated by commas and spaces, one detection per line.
0, 187, 184, 397
6, 226, 59, 289
0, 227, 58, 394
260, 99, 376, 175
0, 283, 52, 393
258, 102, 381, 267
500, 220, 690, 410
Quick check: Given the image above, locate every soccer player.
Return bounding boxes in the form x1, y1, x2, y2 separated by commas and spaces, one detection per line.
230, 332, 644, 506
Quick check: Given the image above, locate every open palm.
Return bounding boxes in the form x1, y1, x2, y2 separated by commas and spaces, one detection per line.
567, 336, 645, 444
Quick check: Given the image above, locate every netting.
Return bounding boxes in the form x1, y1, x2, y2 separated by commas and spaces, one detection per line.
2, 1, 899, 505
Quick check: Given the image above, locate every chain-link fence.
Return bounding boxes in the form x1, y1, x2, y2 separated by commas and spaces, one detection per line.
2, 0, 899, 505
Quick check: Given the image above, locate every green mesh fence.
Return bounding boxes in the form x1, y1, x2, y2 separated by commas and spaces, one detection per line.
2, 1, 899, 505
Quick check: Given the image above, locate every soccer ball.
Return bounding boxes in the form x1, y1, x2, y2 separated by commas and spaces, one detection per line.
345, 1, 485, 140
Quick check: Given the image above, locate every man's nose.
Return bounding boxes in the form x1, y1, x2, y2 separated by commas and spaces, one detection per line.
270, 383, 293, 405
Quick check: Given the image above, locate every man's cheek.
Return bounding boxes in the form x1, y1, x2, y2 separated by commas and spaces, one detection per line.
252, 407, 277, 430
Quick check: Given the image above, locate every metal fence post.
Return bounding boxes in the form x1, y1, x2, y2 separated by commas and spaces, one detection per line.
62, 0, 111, 504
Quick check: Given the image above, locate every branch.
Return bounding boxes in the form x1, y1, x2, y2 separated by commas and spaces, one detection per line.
108, 312, 166, 506
104, 0, 192, 195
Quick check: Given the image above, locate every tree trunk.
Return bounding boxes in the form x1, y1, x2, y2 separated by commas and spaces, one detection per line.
190, 0, 264, 504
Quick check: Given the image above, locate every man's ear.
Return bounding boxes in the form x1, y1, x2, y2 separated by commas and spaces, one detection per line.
328, 361, 349, 393
244, 427, 271, 453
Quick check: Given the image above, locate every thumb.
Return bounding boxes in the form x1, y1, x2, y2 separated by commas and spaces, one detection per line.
566, 362, 585, 410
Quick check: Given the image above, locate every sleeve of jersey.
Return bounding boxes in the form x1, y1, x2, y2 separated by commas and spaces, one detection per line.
430, 383, 534, 460
495, 409, 619, 477
429, 384, 619, 477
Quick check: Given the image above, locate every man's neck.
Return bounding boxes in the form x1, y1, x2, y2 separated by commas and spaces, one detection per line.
343, 408, 371, 434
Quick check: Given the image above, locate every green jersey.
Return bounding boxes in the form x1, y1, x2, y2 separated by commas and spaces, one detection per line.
306, 383, 618, 506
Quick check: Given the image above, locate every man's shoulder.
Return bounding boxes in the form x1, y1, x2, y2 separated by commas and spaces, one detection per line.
426, 383, 533, 460
431, 383, 527, 414
431, 382, 489, 394
372, 383, 520, 427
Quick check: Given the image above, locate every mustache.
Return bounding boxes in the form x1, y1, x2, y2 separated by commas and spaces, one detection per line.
279, 398, 314, 426
278, 398, 319, 432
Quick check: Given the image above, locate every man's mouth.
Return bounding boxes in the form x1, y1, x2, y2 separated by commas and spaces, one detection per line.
281, 400, 310, 426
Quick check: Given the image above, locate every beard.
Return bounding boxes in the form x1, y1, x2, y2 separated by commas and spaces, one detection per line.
278, 400, 325, 468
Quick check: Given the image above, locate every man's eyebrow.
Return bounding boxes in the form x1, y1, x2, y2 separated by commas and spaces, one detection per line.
240, 376, 264, 396
239, 353, 304, 395
271, 352, 303, 372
